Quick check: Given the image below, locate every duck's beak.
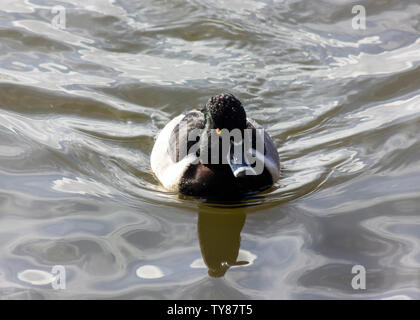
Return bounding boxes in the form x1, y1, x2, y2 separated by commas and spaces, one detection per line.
228, 140, 256, 178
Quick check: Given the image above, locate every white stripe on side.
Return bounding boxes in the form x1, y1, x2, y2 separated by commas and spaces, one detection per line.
151, 114, 198, 191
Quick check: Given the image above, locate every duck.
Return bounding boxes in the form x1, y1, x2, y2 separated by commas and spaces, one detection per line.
151, 93, 280, 198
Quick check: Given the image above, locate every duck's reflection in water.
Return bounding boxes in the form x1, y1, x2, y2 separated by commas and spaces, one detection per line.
197, 206, 248, 277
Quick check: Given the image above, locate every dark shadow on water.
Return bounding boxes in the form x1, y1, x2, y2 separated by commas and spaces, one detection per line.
197, 204, 248, 278
180, 189, 286, 278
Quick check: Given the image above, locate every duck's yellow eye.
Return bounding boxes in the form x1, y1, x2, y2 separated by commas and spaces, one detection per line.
216, 128, 221, 135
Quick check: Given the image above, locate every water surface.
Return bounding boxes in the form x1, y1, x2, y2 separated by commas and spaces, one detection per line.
0, 0, 420, 299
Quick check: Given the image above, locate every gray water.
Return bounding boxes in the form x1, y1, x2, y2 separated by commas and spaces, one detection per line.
0, 0, 420, 299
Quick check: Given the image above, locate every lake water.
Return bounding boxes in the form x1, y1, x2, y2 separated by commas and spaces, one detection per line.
0, 0, 420, 299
